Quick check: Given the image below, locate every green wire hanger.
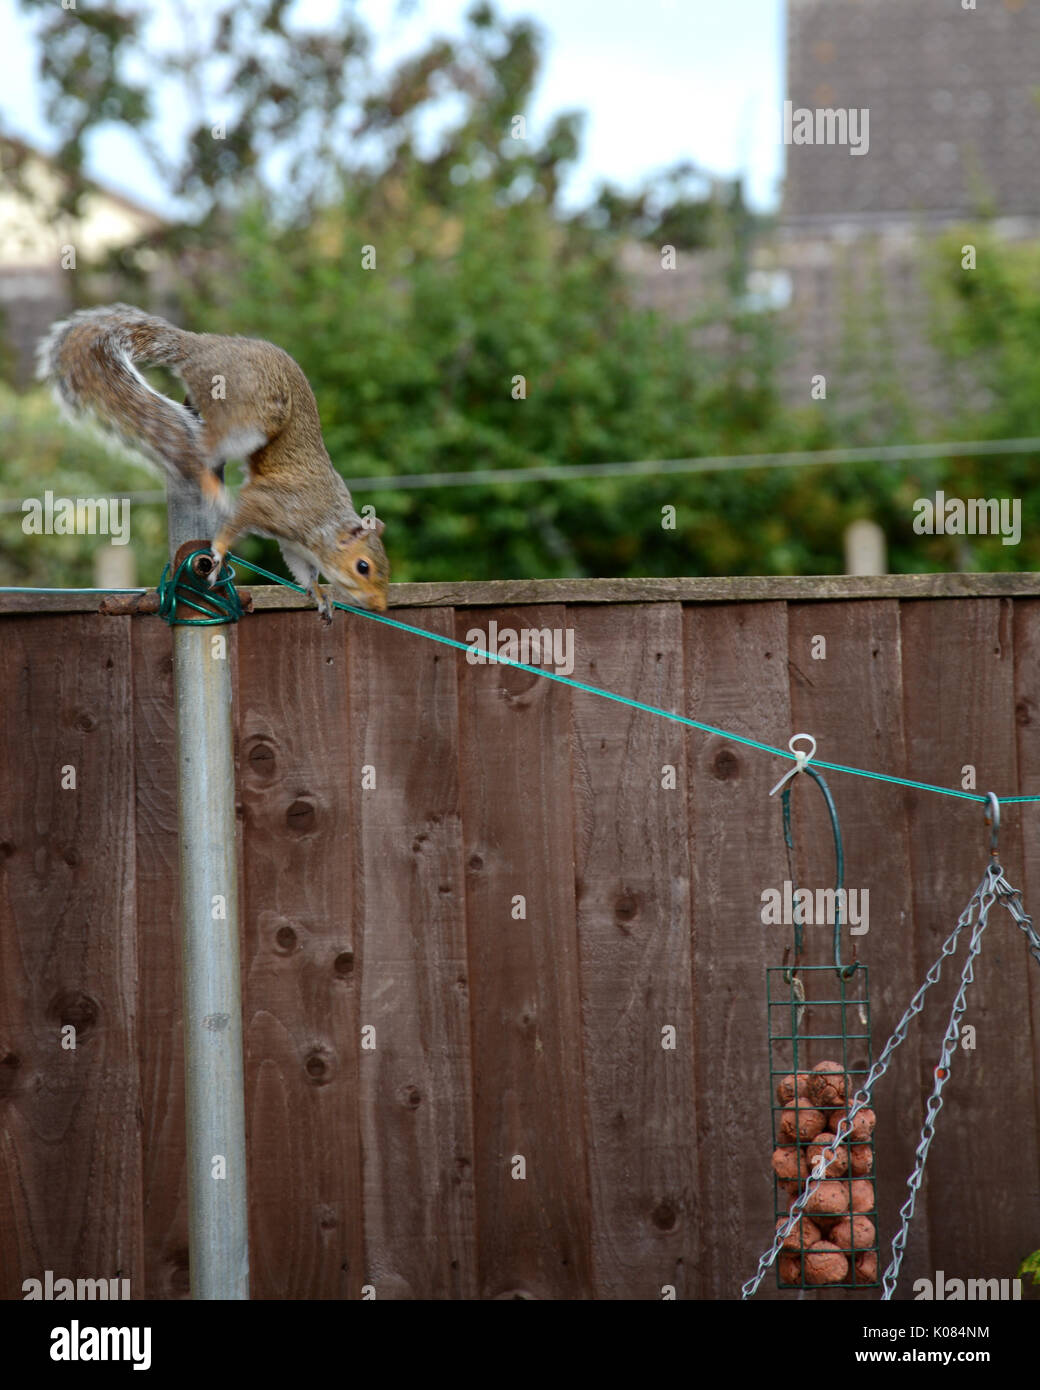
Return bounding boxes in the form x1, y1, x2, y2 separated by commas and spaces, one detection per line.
770, 734, 855, 981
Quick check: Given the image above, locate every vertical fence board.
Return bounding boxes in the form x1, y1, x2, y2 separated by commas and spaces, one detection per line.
236, 612, 363, 1298
568, 602, 697, 1298
786, 599, 929, 1294
899, 598, 1035, 1284
1010, 599, 1040, 1279
130, 620, 189, 1299
0, 615, 144, 1299
684, 602, 793, 1299
454, 605, 592, 1299
348, 607, 478, 1299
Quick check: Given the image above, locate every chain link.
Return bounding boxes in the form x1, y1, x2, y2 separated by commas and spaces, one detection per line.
992, 865, 1040, 969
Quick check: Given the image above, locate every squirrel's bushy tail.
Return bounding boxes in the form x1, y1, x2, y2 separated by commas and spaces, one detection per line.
36, 304, 204, 485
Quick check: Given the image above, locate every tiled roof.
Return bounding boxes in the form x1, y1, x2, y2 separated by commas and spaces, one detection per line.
784, 0, 1040, 221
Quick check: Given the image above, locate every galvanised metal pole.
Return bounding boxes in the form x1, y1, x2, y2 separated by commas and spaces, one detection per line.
167, 479, 250, 1299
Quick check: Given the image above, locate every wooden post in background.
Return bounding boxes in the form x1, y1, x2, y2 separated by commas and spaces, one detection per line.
844, 519, 887, 576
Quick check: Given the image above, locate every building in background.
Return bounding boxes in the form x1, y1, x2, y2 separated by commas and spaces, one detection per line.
773, 0, 1040, 411
0, 137, 164, 383
624, 0, 1040, 422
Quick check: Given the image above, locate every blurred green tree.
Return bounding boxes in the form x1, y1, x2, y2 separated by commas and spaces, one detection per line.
4, 2, 1039, 588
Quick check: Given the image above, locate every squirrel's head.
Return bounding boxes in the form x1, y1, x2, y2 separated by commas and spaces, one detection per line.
325, 518, 389, 612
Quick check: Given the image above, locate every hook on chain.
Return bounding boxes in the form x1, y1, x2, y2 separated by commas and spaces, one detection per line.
984, 789, 1001, 861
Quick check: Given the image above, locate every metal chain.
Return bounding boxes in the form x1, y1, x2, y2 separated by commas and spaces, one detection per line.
741, 860, 1029, 1300
880, 868, 997, 1297
992, 865, 1040, 969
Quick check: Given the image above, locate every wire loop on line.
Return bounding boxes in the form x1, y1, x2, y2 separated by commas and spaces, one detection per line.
769, 733, 817, 796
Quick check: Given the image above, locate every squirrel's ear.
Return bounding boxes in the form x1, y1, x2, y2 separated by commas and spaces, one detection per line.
351, 517, 384, 539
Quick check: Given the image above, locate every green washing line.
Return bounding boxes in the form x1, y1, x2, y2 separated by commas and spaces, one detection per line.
225, 554, 1040, 809
4, 559, 1039, 807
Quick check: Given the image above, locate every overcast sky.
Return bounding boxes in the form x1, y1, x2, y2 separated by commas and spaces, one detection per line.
0, 0, 785, 215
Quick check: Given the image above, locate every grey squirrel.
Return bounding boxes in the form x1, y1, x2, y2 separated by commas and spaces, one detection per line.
37, 303, 389, 618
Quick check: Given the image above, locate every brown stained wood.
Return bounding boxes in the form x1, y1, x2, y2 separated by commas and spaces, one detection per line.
0, 616, 145, 1299
129, 619, 190, 1299
8, 570, 1040, 616
0, 591, 153, 614
785, 600, 931, 1294
567, 603, 697, 1298
347, 607, 478, 1299
98, 593, 162, 616
2, 592, 1040, 1300
235, 611, 363, 1299
374, 573, 1040, 606
1010, 600, 1040, 1271
684, 602, 794, 1300
454, 605, 592, 1299
899, 599, 1036, 1285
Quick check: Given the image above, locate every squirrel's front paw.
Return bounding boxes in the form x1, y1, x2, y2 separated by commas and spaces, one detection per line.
316, 592, 334, 626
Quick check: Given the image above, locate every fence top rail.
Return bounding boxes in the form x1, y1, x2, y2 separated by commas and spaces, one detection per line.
2, 571, 1039, 615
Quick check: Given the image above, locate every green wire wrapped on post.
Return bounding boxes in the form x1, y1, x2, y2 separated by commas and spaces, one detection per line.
158, 549, 244, 626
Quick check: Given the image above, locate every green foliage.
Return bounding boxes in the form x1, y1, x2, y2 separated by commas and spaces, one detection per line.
925, 229, 1040, 441
911, 229, 1040, 570
175, 174, 793, 583
581, 161, 755, 251
1019, 1249, 1040, 1287
5, 3, 1040, 589
173, 197, 1040, 584
8, 210, 1040, 588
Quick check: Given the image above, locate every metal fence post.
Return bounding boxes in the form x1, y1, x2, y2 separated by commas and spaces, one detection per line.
167, 479, 250, 1299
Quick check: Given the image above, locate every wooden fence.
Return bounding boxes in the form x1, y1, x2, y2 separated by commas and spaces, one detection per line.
2, 574, 1040, 1300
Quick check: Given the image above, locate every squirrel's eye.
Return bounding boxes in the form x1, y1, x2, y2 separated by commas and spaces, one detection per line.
356, 560, 370, 576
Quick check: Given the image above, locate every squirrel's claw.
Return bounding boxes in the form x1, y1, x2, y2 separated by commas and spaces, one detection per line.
315, 590, 334, 625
